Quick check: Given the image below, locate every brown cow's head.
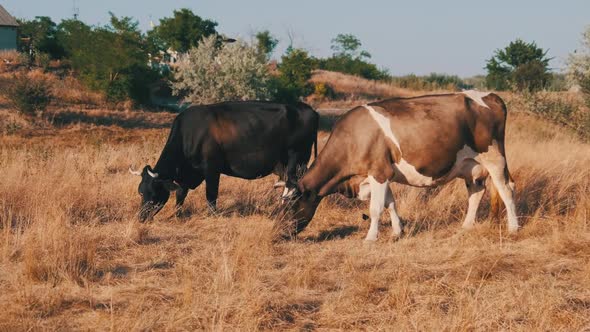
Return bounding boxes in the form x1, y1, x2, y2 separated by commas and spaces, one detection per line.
278, 185, 322, 239
129, 165, 178, 222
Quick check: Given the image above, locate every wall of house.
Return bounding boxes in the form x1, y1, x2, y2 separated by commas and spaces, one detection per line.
0, 26, 17, 50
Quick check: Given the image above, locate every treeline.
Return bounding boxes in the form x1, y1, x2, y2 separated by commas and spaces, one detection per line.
14, 8, 585, 110
16, 10, 395, 106
17, 11, 210, 104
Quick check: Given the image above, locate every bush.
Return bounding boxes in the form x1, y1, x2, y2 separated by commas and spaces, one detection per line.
270, 48, 315, 103
5, 73, 52, 115
317, 55, 389, 81
511, 90, 590, 140
388, 73, 467, 91
0, 51, 27, 73
317, 34, 389, 81
566, 26, 590, 107
424, 73, 467, 90
34, 52, 51, 70
172, 35, 270, 105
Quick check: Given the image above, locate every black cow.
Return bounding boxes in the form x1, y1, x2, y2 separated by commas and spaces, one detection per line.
130, 101, 319, 221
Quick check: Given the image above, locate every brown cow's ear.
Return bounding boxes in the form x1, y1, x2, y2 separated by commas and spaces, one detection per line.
163, 181, 180, 191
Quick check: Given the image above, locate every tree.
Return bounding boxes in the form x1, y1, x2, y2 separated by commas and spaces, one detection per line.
567, 26, 590, 105
17, 16, 65, 59
56, 19, 92, 58
270, 48, 315, 103
61, 13, 158, 103
172, 35, 270, 105
255, 30, 278, 59
317, 33, 388, 80
485, 39, 552, 91
147, 9, 217, 53
318, 56, 389, 81
331, 33, 370, 59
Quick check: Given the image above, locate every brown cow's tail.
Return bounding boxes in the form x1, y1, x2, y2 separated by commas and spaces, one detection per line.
489, 179, 501, 220
487, 92, 515, 221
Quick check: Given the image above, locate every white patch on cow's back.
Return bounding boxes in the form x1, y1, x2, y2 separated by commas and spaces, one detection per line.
461, 90, 491, 109
364, 105, 401, 150
393, 159, 434, 186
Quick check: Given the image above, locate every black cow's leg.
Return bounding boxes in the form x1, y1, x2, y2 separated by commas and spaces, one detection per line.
285, 149, 298, 186
175, 186, 189, 206
175, 185, 190, 217
205, 172, 220, 212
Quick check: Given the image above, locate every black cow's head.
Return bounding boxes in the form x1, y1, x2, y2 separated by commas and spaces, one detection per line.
129, 165, 179, 222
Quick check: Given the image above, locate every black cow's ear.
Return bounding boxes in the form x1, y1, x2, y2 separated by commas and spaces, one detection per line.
163, 181, 180, 191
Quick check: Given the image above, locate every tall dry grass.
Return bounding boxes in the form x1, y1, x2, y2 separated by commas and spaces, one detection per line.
0, 107, 589, 330
0, 69, 106, 111
0, 50, 25, 73
310, 70, 420, 98
309, 70, 455, 109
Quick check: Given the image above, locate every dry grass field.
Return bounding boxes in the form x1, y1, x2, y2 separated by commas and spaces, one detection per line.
1, 99, 590, 330
308, 70, 452, 109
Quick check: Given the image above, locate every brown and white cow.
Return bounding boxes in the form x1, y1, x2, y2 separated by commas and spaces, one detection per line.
281, 91, 518, 240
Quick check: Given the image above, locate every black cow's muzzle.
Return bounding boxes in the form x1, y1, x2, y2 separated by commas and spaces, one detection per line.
138, 203, 163, 222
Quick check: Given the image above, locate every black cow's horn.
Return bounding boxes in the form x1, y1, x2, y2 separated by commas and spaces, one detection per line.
147, 169, 159, 178
129, 166, 141, 176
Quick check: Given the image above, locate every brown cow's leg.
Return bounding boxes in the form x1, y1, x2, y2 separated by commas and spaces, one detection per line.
462, 179, 486, 229
205, 172, 220, 212
366, 176, 389, 241
477, 142, 519, 233
385, 185, 402, 238
461, 163, 487, 229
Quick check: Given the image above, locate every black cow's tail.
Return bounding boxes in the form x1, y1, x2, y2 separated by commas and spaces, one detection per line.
313, 132, 318, 160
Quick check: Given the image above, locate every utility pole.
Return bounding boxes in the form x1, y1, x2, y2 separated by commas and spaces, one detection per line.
72, 0, 80, 20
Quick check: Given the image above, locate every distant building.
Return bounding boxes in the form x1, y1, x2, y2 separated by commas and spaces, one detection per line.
0, 5, 18, 51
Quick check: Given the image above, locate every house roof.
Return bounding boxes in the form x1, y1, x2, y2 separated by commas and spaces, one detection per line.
0, 5, 18, 27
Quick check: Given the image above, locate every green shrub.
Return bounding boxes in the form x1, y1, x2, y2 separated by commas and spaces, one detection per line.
5, 74, 52, 115
270, 48, 315, 103
424, 73, 467, 90
316, 33, 390, 81
34, 52, 51, 70
388, 73, 467, 91
317, 55, 389, 81
512, 90, 590, 139
485, 39, 552, 92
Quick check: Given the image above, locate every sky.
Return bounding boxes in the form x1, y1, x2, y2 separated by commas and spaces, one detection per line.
3, 0, 589, 77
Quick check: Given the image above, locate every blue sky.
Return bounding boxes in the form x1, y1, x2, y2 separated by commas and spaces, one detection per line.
4, 0, 589, 77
